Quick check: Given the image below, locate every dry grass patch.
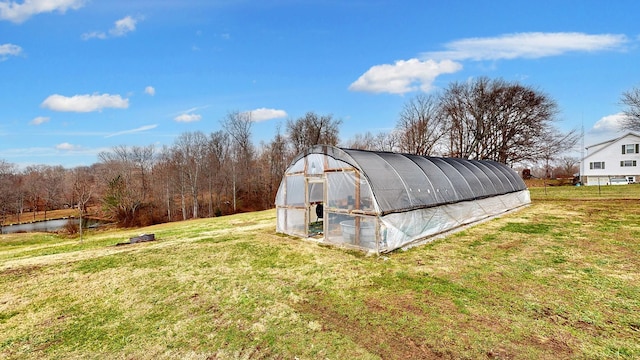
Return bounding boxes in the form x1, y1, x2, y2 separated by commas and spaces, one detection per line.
1, 189, 639, 359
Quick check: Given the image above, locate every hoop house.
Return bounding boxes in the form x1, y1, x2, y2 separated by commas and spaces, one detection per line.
275, 145, 530, 253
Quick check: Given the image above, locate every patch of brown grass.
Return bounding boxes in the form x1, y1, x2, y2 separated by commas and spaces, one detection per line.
296, 292, 446, 360
1, 194, 639, 359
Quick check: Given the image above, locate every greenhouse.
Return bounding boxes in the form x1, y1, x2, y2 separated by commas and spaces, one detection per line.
275, 145, 531, 253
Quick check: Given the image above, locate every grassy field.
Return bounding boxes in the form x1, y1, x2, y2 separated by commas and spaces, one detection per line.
1, 186, 639, 359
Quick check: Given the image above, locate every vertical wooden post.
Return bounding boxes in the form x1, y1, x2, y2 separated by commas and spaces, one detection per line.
374, 219, 381, 254
281, 176, 287, 233
303, 157, 309, 237
304, 177, 309, 237
354, 170, 361, 245
322, 155, 329, 239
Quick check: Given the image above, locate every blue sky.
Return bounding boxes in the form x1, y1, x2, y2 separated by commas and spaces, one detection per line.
1, 0, 639, 168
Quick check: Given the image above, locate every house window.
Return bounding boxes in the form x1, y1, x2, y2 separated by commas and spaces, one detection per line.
622, 144, 639, 154
620, 160, 637, 167
590, 161, 605, 170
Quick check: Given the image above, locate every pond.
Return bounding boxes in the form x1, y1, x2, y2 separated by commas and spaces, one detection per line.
0, 218, 105, 234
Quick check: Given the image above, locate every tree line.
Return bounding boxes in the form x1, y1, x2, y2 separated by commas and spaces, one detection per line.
2, 77, 637, 228
0, 110, 344, 228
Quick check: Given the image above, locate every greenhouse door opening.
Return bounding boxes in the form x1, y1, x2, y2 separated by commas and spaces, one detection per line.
307, 180, 325, 237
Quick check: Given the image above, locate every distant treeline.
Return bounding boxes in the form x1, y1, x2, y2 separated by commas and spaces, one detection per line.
0, 77, 578, 227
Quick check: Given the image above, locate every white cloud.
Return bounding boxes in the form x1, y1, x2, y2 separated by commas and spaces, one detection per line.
0, 145, 111, 168
244, 108, 287, 122
0, 0, 84, 23
180, 105, 209, 114
41, 93, 129, 112
174, 113, 202, 123
30, 116, 50, 125
422, 32, 628, 61
591, 112, 628, 133
0, 43, 22, 60
144, 86, 155, 96
105, 124, 157, 138
81, 31, 106, 40
350, 32, 628, 95
349, 58, 462, 94
82, 15, 139, 40
56, 142, 80, 151
110, 15, 137, 37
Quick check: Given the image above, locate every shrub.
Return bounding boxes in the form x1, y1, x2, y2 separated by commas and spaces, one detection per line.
64, 221, 79, 235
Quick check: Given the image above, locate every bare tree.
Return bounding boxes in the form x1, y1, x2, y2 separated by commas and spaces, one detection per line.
538, 128, 580, 179
440, 77, 561, 165
11, 175, 25, 223
374, 131, 399, 152
173, 131, 208, 219
166, 147, 189, 221
557, 156, 579, 177
155, 145, 178, 221
396, 93, 446, 155
344, 132, 377, 150
222, 111, 255, 212
0, 160, 17, 232
131, 145, 155, 204
343, 131, 398, 152
98, 145, 156, 226
41, 165, 65, 220
621, 86, 640, 131
205, 131, 230, 217
286, 112, 342, 153
259, 126, 292, 208
72, 166, 95, 241
72, 166, 95, 214
23, 165, 45, 221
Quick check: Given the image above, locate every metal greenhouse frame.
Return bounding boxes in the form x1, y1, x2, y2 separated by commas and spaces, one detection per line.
275, 145, 530, 253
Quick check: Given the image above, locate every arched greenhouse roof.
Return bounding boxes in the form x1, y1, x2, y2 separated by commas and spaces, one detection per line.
291, 145, 527, 215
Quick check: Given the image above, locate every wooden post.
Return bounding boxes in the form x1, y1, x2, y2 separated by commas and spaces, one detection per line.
304, 177, 309, 237
281, 175, 288, 233
375, 219, 381, 254
354, 170, 361, 245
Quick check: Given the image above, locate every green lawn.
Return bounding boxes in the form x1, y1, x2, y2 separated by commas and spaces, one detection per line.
1, 186, 639, 359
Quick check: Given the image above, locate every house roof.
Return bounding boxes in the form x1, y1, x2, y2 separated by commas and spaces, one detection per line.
584, 132, 640, 159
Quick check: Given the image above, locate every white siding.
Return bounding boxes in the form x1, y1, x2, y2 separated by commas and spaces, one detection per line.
582, 133, 640, 185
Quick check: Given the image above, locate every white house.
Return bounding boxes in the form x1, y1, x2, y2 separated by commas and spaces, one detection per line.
581, 132, 640, 185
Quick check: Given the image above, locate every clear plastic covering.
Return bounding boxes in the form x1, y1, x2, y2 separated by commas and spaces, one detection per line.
284, 175, 305, 207
306, 153, 325, 175
288, 157, 306, 173
325, 213, 381, 250
276, 208, 307, 236
275, 145, 530, 253
308, 182, 324, 203
379, 191, 531, 251
326, 171, 375, 212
